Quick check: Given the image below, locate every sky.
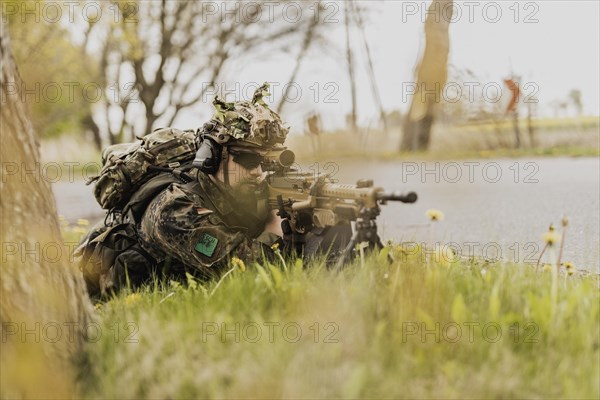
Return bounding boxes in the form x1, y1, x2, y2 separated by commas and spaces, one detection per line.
177, 0, 600, 132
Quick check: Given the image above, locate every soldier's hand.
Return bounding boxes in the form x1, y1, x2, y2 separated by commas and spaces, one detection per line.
263, 210, 283, 237
281, 219, 306, 255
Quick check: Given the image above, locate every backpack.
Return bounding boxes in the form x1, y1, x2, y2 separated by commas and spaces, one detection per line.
77, 128, 199, 298
86, 127, 199, 211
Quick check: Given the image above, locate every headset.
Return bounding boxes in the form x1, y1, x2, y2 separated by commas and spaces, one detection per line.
192, 121, 230, 175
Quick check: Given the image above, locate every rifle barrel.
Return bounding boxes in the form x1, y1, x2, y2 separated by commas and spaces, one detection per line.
377, 191, 418, 203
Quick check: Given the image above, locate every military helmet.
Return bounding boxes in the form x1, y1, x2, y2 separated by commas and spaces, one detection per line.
205, 83, 289, 151
192, 83, 289, 174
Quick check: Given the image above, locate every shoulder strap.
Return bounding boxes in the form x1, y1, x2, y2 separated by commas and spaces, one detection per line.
123, 173, 182, 223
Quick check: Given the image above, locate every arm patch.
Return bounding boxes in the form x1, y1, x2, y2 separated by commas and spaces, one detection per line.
195, 233, 219, 257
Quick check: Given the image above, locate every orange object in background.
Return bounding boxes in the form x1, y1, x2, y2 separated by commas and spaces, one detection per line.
504, 78, 521, 113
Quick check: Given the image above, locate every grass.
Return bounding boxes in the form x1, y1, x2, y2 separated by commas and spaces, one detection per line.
452, 116, 600, 133
79, 248, 600, 399
286, 121, 599, 163
50, 118, 598, 397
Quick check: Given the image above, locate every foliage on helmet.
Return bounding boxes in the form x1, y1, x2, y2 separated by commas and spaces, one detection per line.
210, 83, 289, 149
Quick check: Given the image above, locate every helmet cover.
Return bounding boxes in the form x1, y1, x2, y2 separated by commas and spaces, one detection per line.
208, 83, 289, 151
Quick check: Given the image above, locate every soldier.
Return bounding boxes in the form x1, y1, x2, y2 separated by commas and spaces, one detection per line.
136, 86, 351, 281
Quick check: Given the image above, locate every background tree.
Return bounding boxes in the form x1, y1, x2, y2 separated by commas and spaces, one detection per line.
79, 0, 325, 145
400, 0, 453, 152
569, 89, 583, 117
5, 0, 100, 144
0, 20, 93, 398
344, 0, 358, 133
277, 1, 323, 114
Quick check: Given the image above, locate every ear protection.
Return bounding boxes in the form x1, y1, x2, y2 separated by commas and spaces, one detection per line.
192, 137, 222, 174
192, 121, 230, 175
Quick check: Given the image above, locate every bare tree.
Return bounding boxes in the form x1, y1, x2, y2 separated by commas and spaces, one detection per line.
568, 88, 584, 132
527, 98, 537, 147
344, 1, 358, 133
277, 1, 323, 114
350, 0, 388, 133
400, 0, 453, 152
1, 21, 93, 397
81, 0, 318, 145
569, 89, 583, 116
5, 4, 99, 142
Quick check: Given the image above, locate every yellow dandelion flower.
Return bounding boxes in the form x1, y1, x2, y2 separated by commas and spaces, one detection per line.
542, 264, 553, 272
77, 218, 90, 226
231, 257, 246, 272
125, 293, 141, 305
564, 262, 576, 275
542, 230, 560, 246
271, 242, 280, 250
426, 209, 445, 221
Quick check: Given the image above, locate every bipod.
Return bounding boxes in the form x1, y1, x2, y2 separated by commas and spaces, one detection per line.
333, 207, 385, 272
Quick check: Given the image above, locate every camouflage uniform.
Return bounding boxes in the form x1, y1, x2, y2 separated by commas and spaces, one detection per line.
136, 84, 351, 280
79, 85, 351, 298
137, 84, 289, 279
138, 168, 279, 279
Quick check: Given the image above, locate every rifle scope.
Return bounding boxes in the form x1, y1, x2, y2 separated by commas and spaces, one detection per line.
263, 149, 295, 168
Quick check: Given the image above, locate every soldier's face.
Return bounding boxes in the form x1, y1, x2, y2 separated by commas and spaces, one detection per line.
215, 149, 270, 224
217, 154, 264, 189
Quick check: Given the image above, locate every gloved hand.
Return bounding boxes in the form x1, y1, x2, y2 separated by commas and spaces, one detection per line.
281, 219, 307, 255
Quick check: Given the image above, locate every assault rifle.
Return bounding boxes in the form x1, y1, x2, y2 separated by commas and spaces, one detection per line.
262, 149, 417, 268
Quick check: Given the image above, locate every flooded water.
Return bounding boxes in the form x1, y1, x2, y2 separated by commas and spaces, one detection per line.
53, 157, 600, 270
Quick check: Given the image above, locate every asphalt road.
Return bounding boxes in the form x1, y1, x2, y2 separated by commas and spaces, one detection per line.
52, 157, 600, 270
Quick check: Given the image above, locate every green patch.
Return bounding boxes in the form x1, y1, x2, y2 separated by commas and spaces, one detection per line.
194, 233, 219, 257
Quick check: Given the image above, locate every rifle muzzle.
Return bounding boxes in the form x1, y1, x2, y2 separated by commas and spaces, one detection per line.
377, 191, 418, 204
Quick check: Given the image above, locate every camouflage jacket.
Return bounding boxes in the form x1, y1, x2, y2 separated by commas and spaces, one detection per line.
138, 168, 280, 279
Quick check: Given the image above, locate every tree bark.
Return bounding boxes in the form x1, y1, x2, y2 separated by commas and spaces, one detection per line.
400, 0, 453, 152
1, 21, 93, 398
344, 2, 358, 134
81, 112, 103, 151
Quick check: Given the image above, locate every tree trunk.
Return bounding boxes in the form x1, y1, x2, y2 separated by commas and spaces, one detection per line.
1, 22, 93, 398
344, 2, 358, 134
511, 110, 521, 149
400, 0, 453, 152
81, 112, 103, 151
527, 102, 536, 148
